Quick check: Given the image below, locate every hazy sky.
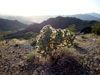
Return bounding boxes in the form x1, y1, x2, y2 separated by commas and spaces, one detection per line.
0, 0, 99, 16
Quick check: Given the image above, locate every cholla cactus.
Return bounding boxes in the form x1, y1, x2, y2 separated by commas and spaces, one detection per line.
35, 25, 75, 58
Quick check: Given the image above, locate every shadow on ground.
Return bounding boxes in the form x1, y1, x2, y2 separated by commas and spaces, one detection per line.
74, 45, 88, 54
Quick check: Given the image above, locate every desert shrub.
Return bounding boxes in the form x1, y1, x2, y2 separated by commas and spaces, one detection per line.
0, 50, 2, 68
31, 38, 36, 46
27, 51, 36, 62
73, 42, 80, 47
0, 35, 4, 41
67, 24, 76, 32
35, 25, 76, 59
0, 50, 2, 58
91, 22, 100, 34
80, 35, 86, 39
19, 38, 25, 40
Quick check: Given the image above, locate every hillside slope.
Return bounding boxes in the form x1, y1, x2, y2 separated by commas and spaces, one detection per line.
0, 18, 28, 31
5, 16, 98, 39
24, 16, 96, 33
0, 34, 100, 75
70, 14, 100, 21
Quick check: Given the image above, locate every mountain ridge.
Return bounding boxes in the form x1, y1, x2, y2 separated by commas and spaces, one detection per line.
0, 13, 100, 24
4, 16, 98, 39
24, 16, 97, 33
69, 13, 100, 21
0, 18, 28, 31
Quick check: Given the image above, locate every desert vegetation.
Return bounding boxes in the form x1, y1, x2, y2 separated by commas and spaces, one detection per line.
91, 22, 100, 34
35, 25, 75, 58
0, 25, 100, 75
0, 0, 100, 74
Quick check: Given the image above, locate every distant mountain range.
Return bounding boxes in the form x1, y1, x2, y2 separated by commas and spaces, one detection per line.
0, 15, 33, 24
0, 15, 54, 24
1, 13, 100, 39
0, 18, 28, 31
88, 13, 100, 19
0, 13, 100, 24
69, 13, 100, 21
5, 16, 97, 39
24, 16, 97, 33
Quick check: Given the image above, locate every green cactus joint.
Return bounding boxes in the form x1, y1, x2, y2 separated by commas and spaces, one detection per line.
35, 25, 76, 58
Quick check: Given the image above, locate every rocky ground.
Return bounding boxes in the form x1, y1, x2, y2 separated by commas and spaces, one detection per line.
0, 34, 100, 75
